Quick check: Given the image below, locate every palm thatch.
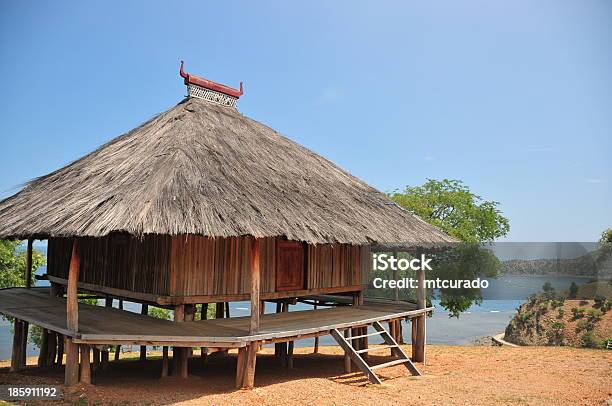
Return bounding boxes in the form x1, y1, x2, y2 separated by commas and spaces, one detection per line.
0, 97, 454, 244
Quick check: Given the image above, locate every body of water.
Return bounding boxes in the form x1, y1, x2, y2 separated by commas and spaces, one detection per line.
0, 269, 592, 360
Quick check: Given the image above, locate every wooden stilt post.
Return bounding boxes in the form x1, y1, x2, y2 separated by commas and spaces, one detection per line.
184, 305, 195, 366
200, 303, 209, 362
243, 342, 258, 389
38, 328, 49, 366
102, 297, 112, 369
47, 332, 57, 366
287, 341, 294, 369
236, 346, 247, 389
140, 304, 148, 361
313, 300, 319, 353
351, 294, 360, 352
215, 303, 224, 318
114, 300, 123, 361
64, 338, 79, 387
92, 348, 100, 372
412, 264, 426, 363
10, 319, 25, 372
16, 239, 34, 370
344, 329, 351, 373
56, 335, 64, 366
100, 349, 108, 370
79, 345, 91, 384
275, 301, 284, 358
65, 240, 80, 386
20, 321, 28, 368
172, 305, 187, 378
237, 237, 261, 389
249, 237, 261, 335
25, 239, 33, 288
161, 346, 169, 378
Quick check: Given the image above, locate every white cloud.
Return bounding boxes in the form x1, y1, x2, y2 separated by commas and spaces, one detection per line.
586, 178, 607, 184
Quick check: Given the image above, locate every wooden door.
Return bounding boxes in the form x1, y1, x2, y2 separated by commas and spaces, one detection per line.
276, 241, 305, 291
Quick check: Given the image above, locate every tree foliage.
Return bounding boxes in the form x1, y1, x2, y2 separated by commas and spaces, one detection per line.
386, 179, 509, 318
389, 179, 510, 243
0, 240, 46, 289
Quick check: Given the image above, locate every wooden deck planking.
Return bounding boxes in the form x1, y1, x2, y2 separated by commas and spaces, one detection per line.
0, 288, 431, 347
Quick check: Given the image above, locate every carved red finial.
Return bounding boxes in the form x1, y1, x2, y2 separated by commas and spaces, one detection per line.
179, 61, 243, 98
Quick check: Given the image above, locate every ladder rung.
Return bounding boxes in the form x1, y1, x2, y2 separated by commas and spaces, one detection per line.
355, 345, 397, 354
348, 331, 384, 340
370, 358, 410, 370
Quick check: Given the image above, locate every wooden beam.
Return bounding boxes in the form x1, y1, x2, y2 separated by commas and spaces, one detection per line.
242, 341, 258, 389
64, 337, 79, 386
343, 329, 351, 373
413, 266, 426, 363
249, 238, 261, 335
56, 335, 64, 366
235, 346, 246, 388
20, 321, 28, 368
25, 239, 33, 288
79, 345, 91, 384
47, 332, 57, 367
47, 275, 362, 305
67, 240, 80, 332
161, 346, 169, 378
10, 319, 25, 372
38, 328, 49, 366
140, 304, 148, 361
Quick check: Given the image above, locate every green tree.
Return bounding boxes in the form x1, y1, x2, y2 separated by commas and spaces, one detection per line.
600, 228, 612, 246
388, 179, 509, 318
389, 179, 510, 243
568, 282, 579, 299
0, 240, 46, 289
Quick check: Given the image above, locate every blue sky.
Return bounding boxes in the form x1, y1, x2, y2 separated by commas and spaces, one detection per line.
0, 1, 610, 241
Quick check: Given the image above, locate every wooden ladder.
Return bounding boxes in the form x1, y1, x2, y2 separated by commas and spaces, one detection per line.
330, 321, 421, 384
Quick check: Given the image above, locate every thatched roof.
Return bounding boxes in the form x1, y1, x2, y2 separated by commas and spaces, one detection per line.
0, 97, 454, 244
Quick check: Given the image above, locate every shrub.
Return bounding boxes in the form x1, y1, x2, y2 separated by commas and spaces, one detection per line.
593, 295, 605, 308
568, 282, 578, 299
557, 308, 565, 319
581, 331, 599, 348
586, 309, 603, 323
579, 299, 589, 306
551, 321, 565, 330
571, 307, 585, 319
575, 319, 591, 332
547, 322, 565, 345
518, 311, 534, 323
551, 299, 564, 309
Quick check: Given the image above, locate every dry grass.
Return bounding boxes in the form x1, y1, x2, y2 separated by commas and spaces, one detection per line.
1, 345, 610, 405
0, 97, 453, 245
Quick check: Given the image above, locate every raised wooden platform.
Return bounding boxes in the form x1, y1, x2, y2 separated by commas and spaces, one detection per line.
0, 288, 431, 348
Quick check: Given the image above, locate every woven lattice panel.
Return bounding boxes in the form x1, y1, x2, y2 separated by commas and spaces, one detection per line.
187, 84, 238, 108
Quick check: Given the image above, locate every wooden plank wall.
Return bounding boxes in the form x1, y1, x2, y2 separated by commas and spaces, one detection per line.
307, 244, 363, 289
169, 236, 277, 296
47, 235, 172, 295
47, 235, 368, 298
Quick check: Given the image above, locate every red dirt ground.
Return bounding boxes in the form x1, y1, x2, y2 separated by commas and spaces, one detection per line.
1, 345, 610, 405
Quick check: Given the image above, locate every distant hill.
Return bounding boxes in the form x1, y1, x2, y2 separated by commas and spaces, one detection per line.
501, 249, 612, 278
504, 291, 611, 348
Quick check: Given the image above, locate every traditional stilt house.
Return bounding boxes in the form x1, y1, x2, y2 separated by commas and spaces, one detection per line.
0, 62, 453, 388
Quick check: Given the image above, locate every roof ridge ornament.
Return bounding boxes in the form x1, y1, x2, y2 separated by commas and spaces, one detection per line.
180, 61, 243, 108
